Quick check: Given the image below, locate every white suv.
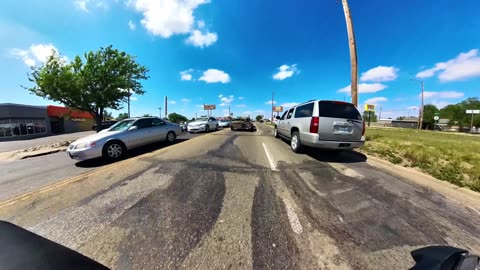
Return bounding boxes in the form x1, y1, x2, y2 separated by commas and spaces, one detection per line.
274, 100, 365, 152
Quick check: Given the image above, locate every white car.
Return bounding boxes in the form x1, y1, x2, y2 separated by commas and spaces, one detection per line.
67, 117, 182, 161
218, 120, 230, 128
187, 117, 219, 133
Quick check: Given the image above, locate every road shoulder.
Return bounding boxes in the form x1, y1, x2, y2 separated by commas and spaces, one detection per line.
366, 154, 480, 211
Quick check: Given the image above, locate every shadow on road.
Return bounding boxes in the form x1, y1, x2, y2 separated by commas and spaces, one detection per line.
277, 138, 367, 163
75, 139, 189, 168
304, 148, 367, 163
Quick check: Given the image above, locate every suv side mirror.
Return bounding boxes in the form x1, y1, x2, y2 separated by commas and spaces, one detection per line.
276, 116, 281, 120
128, 126, 138, 131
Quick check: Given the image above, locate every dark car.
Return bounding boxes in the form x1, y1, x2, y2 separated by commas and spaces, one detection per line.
230, 117, 256, 132
91, 120, 118, 131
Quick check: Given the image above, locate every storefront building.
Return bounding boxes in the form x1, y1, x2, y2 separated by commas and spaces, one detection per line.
0, 103, 94, 141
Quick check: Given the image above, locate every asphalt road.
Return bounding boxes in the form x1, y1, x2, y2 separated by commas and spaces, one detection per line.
0, 131, 206, 201
1, 124, 479, 269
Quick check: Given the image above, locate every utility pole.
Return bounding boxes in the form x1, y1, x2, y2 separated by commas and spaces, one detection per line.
127, 89, 131, 118
271, 92, 275, 121
411, 79, 424, 129
341, 0, 358, 107
158, 107, 162, 118
164, 96, 168, 119
379, 106, 382, 120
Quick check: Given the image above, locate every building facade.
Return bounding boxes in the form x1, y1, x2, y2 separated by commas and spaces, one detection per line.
0, 103, 94, 141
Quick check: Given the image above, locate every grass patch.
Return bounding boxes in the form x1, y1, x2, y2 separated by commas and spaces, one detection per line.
361, 128, 480, 192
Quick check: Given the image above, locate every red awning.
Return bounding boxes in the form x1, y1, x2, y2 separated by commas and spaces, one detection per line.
47, 105, 93, 119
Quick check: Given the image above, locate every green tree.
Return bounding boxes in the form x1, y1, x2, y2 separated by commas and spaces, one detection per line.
26, 45, 149, 132
422, 104, 439, 129
190, 117, 196, 121
440, 98, 480, 127
362, 111, 378, 122
117, 113, 129, 120
255, 115, 263, 121
103, 110, 113, 120
168, 113, 188, 123
142, 114, 153, 117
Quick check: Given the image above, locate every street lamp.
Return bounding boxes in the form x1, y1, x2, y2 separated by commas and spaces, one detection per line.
411, 78, 424, 129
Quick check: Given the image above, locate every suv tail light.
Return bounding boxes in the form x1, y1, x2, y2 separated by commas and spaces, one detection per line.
362, 121, 366, 136
310, 117, 319, 133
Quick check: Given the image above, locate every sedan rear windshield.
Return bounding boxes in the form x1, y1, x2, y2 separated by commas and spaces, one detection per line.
318, 101, 362, 120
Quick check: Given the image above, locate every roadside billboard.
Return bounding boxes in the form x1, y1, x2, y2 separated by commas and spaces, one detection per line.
364, 104, 375, 111
203, 104, 216, 110
273, 106, 284, 112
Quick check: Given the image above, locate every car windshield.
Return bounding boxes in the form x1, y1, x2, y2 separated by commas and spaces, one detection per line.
108, 119, 135, 131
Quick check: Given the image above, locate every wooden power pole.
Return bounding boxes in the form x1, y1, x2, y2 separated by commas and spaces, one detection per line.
341, 0, 358, 107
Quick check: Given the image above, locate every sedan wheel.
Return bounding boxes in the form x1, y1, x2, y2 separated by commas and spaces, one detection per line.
167, 131, 176, 143
205, 125, 210, 132
104, 142, 125, 161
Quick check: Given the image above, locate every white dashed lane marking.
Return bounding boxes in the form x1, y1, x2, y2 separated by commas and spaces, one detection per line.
262, 143, 277, 171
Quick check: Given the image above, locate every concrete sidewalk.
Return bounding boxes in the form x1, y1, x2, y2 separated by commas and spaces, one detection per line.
0, 131, 94, 153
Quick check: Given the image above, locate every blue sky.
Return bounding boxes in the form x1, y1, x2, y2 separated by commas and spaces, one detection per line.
1, 0, 479, 119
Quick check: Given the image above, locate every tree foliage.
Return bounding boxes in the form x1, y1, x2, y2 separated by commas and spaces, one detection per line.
439, 97, 480, 127
362, 110, 378, 122
168, 113, 188, 123
422, 104, 439, 128
142, 114, 153, 117
255, 115, 263, 121
26, 45, 149, 131
117, 113, 129, 120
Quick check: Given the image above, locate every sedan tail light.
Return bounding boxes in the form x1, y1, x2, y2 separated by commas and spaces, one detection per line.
310, 117, 319, 133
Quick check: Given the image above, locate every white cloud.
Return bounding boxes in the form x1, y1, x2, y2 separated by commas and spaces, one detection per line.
219, 95, 234, 107
364, 97, 387, 105
129, 0, 209, 38
130, 96, 138, 101
338, 83, 387, 94
186, 30, 218, 48
10, 43, 64, 66
170, 100, 176, 104
197, 20, 205, 28
281, 102, 299, 108
218, 94, 223, 98
181, 98, 191, 102
236, 104, 246, 108
273, 64, 298, 80
238, 96, 244, 100
430, 101, 451, 109
265, 100, 277, 105
416, 49, 480, 82
199, 69, 230, 83
180, 69, 193, 81
74, 0, 89, 12
421, 91, 464, 99
407, 106, 418, 110
128, 20, 136, 30
360, 66, 399, 82
242, 111, 253, 116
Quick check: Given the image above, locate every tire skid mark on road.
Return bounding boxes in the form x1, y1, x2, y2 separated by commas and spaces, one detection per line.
251, 172, 301, 270
112, 166, 226, 270
29, 165, 178, 257
180, 172, 258, 269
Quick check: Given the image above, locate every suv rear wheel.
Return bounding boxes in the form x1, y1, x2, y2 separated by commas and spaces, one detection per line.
274, 126, 279, 138
290, 131, 303, 153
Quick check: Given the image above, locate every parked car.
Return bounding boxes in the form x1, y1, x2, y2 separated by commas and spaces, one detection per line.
187, 117, 219, 133
274, 100, 365, 152
230, 117, 256, 131
91, 120, 118, 131
218, 120, 231, 128
67, 117, 181, 161
178, 122, 188, 132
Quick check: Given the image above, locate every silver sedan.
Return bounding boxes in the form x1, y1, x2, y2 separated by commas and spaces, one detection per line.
67, 117, 181, 161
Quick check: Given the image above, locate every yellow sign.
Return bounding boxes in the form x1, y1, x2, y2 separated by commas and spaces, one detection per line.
273, 106, 284, 112
364, 104, 375, 111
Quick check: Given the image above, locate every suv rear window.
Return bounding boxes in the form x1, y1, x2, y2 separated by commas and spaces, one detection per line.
318, 101, 362, 120
294, 103, 314, 118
